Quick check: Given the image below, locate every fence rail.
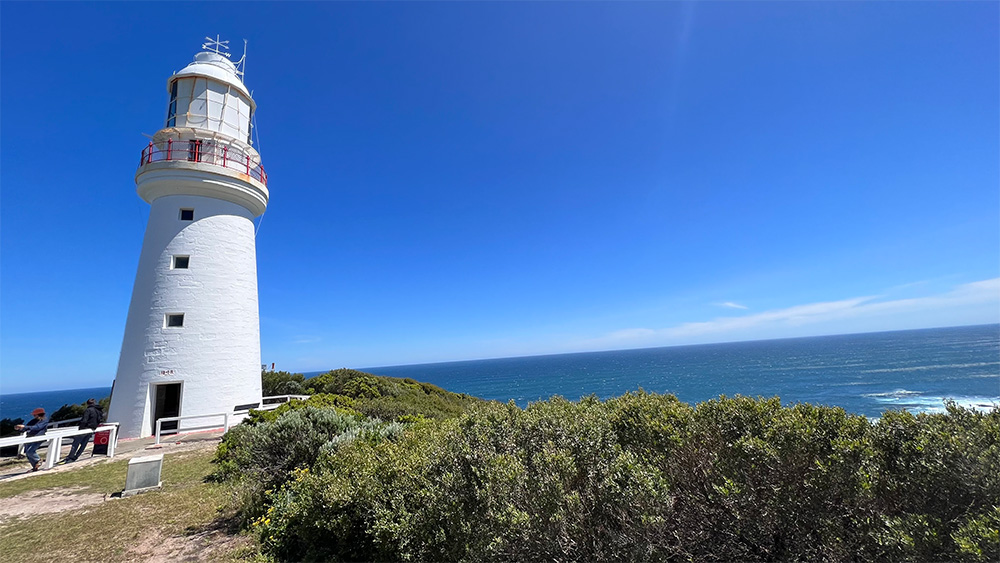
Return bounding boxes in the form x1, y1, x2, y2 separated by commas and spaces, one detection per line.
50, 417, 81, 428
0, 424, 119, 469
10, 417, 84, 457
153, 396, 313, 444
154, 412, 237, 445
139, 139, 267, 186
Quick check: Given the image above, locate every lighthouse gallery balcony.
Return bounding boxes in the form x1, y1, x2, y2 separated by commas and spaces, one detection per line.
138, 137, 267, 187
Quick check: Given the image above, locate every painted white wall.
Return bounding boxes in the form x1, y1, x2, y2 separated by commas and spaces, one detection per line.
108, 194, 263, 438
135, 157, 268, 216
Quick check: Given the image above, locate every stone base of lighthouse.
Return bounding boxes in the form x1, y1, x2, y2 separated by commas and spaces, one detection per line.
108, 193, 263, 439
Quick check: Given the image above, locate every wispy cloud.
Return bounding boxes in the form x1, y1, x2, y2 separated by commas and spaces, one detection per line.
665, 1, 698, 124
581, 278, 1000, 351
715, 301, 748, 310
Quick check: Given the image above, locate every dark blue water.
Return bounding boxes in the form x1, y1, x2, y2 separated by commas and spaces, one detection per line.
347, 324, 999, 418
3, 325, 997, 421
0, 386, 112, 422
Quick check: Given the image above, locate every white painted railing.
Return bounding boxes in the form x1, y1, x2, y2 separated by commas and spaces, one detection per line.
11, 418, 85, 457
153, 395, 313, 445
51, 417, 82, 428
0, 424, 119, 470
154, 412, 236, 445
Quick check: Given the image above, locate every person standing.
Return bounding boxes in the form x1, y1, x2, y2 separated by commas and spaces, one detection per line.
64, 399, 103, 463
15, 408, 49, 472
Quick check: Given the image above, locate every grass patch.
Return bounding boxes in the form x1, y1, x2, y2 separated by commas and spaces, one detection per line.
0, 448, 260, 562
0, 450, 216, 500
0, 457, 132, 500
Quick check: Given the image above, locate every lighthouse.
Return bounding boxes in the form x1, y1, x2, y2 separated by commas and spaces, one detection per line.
108, 37, 268, 439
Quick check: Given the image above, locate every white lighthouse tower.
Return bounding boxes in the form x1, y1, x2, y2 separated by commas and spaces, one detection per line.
108, 37, 268, 439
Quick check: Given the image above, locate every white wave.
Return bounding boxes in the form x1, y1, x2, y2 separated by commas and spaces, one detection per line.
861, 362, 1000, 374
758, 362, 869, 373
868, 393, 999, 414
864, 389, 922, 398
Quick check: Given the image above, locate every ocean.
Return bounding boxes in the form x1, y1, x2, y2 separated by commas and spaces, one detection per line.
351, 324, 1000, 418
0, 386, 112, 422
3, 325, 997, 421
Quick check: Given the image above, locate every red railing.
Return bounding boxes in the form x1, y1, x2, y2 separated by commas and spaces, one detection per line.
139, 139, 267, 186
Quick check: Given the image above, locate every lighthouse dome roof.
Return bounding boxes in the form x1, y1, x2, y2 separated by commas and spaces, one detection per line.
171, 51, 252, 101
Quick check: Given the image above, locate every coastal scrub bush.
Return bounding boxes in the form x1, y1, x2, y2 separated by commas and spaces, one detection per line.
214, 406, 404, 522
0, 418, 25, 437
248, 368, 483, 426
243, 393, 362, 426
0, 418, 26, 456
49, 396, 110, 422
300, 369, 483, 421
669, 397, 878, 561
238, 392, 1000, 562
867, 402, 1000, 560
261, 370, 306, 396
254, 394, 669, 560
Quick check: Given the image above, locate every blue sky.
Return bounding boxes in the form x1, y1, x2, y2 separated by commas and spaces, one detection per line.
1, 2, 998, 394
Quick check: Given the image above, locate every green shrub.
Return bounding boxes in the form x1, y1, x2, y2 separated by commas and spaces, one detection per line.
301, 369, 483, 421
868, 402, 1000, 560
241, 393, 999, 563
953, 506, 1000, 562
50, 396, 110, 422
214, 406, 407, 522
261, 370, 306, 396
244, 394, 361, 426
0, 418, 24, 437
255, 393, 691, 561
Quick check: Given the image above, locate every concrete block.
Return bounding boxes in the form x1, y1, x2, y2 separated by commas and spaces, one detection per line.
123, 453, 163, 496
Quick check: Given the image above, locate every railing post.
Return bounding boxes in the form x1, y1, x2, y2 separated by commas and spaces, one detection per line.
107, 426, 117, 458
146, 142, 153, 164
246, 155, 250, 175
167, 138, 172, 161
223, 145, 227, 168
44, 435, 60, 469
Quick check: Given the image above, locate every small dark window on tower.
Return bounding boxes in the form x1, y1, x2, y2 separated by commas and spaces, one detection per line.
172, 255, 190, 269
166, 81, 178, 127
165, 314, 185, 328
179, 208, 194, 221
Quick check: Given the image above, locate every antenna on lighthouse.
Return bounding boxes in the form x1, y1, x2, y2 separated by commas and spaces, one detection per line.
233, 39, 248, 79
202, 34, 231, 57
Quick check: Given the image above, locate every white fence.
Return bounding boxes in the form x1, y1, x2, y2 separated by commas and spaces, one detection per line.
51, 417, 82, 428
7, 417, 93, 457
3, 396, 314, 457
154, 412, 239, 445
152, 395, 310, 445
0, 424, 119, 470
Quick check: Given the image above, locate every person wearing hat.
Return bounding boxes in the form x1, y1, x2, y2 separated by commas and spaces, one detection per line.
15, 408, 49, 472
64, 398, 103, 463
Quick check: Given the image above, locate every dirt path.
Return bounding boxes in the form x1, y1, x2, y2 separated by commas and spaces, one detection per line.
126, 527, 252, 563
0, 486, 106, 524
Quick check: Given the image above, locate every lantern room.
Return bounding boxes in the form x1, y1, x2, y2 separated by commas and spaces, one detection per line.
164, 51, 255, 143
